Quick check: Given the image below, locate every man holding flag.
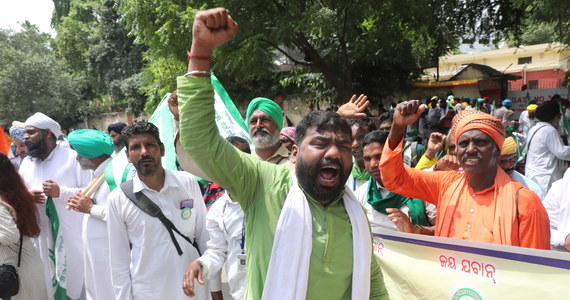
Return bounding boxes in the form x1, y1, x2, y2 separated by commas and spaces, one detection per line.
19, 112, 92, 300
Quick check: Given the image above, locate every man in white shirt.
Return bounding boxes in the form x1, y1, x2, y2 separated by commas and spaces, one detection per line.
542, 176, 570, 252
106, 121, 210, 299
525, 100, 570, 192
66, 129, 115, 300
500, 137, 545, 199
518, 104, 538, 137
19, 112, 92, 300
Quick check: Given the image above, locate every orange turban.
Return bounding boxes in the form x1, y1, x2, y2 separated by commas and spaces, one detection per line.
451, 110, 506, 148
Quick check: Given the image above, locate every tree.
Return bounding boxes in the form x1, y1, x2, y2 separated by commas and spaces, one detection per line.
0, 23, 83, 129
509, 0, 570, 46
119, 0, 525, 108
53, 0, 147, 115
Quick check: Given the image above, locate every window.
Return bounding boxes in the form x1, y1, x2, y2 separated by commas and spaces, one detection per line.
528, 80, 538, 89
518, 56, 532, 64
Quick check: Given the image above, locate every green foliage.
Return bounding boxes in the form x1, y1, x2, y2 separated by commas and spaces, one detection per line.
117, 0, 526, 108
53, 0, 147, 116
509, 0, 570, 46
0, 23, 82, 129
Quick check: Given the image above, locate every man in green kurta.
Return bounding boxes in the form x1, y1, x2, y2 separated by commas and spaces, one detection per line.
179, 8, 388, 300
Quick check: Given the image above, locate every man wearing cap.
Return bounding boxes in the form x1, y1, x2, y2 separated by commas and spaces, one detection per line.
279, 126, 296, 152
380, 103, 550, 249
8, 124, 28, 169
107, 122, 127, 155
525, 100, 570, 192
66, 129, 115, 300
18, 112, 92, 299
493, 99, 515, 128
519, 103, 538, 136
499, 137, 545, 199
246, 97, 292, 166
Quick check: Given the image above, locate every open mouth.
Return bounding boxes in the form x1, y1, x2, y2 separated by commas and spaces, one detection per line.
319, 164, 340, 186
463, 157, 480, 166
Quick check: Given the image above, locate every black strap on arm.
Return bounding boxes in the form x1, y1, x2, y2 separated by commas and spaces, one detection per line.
120, 180, 201, 256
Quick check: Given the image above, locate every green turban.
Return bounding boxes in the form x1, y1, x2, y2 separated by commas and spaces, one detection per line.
68, 129, 114, 159
246, 97, 283, 130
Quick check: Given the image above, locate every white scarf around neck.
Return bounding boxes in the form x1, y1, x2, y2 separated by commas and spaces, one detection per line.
261, 179, 371, 300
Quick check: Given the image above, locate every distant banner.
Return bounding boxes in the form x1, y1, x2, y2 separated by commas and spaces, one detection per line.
507, 88, 568, 118
373, 229, 570, 299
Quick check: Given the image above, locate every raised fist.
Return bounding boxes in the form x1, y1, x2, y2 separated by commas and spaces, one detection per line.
191, 8, 238, 56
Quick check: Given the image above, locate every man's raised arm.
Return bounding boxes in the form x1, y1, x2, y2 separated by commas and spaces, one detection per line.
177, 8, 276, 208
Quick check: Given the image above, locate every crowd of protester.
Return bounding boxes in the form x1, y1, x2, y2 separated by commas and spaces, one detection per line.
2, 7, 570, 300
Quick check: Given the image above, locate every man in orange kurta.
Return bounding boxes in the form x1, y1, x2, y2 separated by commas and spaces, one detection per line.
380, 102, 550, 249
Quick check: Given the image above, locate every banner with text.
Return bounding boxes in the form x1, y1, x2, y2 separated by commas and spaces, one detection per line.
508, 88, 569, 118
374, 229, 570, 300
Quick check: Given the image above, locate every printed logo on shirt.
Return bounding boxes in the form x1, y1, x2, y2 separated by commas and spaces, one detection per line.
180, 199, 194, 220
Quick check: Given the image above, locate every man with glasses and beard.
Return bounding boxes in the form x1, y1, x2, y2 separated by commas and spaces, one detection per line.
179, 8, 388, 299
106, 121, 210, 300
18, 112, 92, 300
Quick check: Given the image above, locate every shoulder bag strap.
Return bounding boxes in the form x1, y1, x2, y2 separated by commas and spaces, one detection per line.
119, 180, 201, 256
525, 125, 548, 154
17, 235, 23, 267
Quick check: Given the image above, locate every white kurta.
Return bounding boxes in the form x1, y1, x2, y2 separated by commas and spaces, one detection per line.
542, 177, 570, 251
81, 157, 114, 300
18, 144, 92, 299
200, 193, 246, 300
518, 110, 537, 136
525, 122, 570, 192
107, 169, 210, 300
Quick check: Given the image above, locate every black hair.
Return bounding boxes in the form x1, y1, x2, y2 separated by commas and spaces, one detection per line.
376, 111, 394, 127
362, 130, 389, 149
536, 100, 561, 122
295, 111, 351, 145
345, 117, 377, 132
226, 136, 251, 154
121, 121, 162, 150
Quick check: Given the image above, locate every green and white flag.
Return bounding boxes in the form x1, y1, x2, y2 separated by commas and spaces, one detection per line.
105, 74, 249, 190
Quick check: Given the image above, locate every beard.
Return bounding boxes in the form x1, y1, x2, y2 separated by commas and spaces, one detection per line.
251, 128, 280, 149
26, 137, 49, 159
134, 155, 161, 177
295, 156, 351, 203
113, 140, 125, 153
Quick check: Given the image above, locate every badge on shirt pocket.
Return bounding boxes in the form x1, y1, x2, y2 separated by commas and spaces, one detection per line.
180, 199, 194, 220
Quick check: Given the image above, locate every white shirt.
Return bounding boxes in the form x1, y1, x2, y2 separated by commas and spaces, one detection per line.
81, 158, 114, 300
510, 170, 545, 200
199, 193, 246, 300
19, 144, 92, 299
107, 169, 209, 300
518, 110, 537, 136
525, 122, 570, 192
355, 182, 410, 233
542, 177, 570, 251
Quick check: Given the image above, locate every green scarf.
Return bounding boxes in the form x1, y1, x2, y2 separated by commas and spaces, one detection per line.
45, 197, 71, 300
366, 178, 430, 226
352, 165, 370, 181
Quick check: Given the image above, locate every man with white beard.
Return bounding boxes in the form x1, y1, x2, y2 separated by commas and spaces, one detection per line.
245, 97, 293, 168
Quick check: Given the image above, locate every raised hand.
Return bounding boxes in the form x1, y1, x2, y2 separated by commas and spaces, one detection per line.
434, 154, 462, 171
191, 8, 238, 57
337, 94, 369, 119
425, 132, 446, 160
393, 100, 425, 128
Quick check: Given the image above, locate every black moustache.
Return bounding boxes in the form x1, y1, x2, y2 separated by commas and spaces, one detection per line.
319, 158, 342, 170
138, 157, 154, 163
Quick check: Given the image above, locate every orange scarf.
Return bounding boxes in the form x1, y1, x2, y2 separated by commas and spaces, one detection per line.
437, 167, 522, 246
